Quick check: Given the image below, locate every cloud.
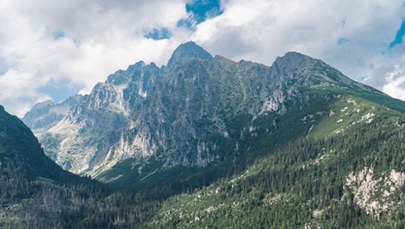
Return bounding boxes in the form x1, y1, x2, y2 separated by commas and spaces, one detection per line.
191, 0, 405, 101
0, 0, 190, 116
383, 75, 405, 100
380, 53, 405, 100
0, 69, 51, 116
193, 0, 403, 66
0, 0, 405, 116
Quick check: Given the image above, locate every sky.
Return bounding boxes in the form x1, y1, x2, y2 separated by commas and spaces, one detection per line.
1, 0, 405, 117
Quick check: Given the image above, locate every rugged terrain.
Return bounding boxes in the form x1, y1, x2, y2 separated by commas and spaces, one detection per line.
144, 93, 405, 228
15, 42, 405, 228
23, 42, 405, 187
0, 105, 181, 228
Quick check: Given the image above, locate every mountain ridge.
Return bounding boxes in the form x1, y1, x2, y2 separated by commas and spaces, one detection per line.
0, 104, 85, 183
10, 41, 405, 227
23, 42, 405, 187
166, 41, 214, 70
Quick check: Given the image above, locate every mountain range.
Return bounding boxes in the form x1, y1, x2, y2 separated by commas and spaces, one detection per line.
23, 42, 405, 186
0, 41, 403, 228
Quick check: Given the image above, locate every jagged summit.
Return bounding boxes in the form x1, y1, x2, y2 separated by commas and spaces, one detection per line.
282, 51, 311, 59
23, 42, 405, 186
23, 95, 82, 130
31, 99, 54, 109
167, 41, 213, 69
273, 51, 315, 68
11, 40, 405, 228
106, 61, 146, 85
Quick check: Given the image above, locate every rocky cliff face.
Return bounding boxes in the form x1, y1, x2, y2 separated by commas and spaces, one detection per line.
346, 167, 405, 219
23, 95, 82, 130
23, 41, 383, 181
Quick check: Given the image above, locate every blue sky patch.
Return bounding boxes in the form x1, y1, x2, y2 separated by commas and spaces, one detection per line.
178, 0, 223, 30
389, 19, 405, 48
38, 79, 81, 103
186, 0, 223, 24
338, 38, 350, 45
53, 31, 65, 40
144, 27, 171, 40
177, 18, 195, 30
0, 60, 7, 75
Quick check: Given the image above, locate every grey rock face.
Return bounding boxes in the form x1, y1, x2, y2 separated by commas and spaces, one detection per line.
167, 41, 213, 71
23, 42, 364, 179
23, 95, 82, 130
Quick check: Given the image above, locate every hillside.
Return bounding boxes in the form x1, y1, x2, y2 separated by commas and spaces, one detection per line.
17, 42, 405, 228
23, 42, 405, 189
0, 105, 160, 228
145, 93, 405, 228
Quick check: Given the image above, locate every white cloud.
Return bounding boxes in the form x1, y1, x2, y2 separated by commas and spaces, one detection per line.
382, 64, 405, 100
193, 0, 405, 99
0, 69, 51, 116
0, 0, 405, 117
0, 0, 191, 116
383, 76, 405, 100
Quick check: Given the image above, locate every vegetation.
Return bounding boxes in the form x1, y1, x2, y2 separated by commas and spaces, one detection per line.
1, 87, 405, 228
146, 114, 405, 228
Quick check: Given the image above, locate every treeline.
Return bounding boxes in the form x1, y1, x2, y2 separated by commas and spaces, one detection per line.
1, 111, 404, 228
145, 115, 405, 228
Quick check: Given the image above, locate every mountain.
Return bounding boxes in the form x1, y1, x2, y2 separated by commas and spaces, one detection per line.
166, 41, 213, 70
15, 41, 405, 227
146, 90, 405, 228
0, 104, 171, 228
147, 117, 405, 228
23, 42, 405, 187
0, 104, 94, 227
23, 95, 82, 130
0, 105, 76, 181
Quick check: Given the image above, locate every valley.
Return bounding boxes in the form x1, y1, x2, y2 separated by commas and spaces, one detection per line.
0, 42, 404, 228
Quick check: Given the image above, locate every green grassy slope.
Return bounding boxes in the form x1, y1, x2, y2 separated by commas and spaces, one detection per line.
144, 93, 405, 228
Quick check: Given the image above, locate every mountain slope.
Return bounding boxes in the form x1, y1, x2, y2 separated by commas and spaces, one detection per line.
16, 41, 405, 227
0, 105, 79, 181
0, 104, 94, 227
145, 96, 405, 228
23, 42, 405, 189
0, 105, 169, 228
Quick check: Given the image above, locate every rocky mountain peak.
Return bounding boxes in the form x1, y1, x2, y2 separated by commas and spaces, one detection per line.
106, 61, 146, 85
270, 51, 348, 87
22, 96, 82, 130
31, 100, 55, 110
167, 41, 213, 70
23, 42, 405, 186
273, 51, 315, 69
